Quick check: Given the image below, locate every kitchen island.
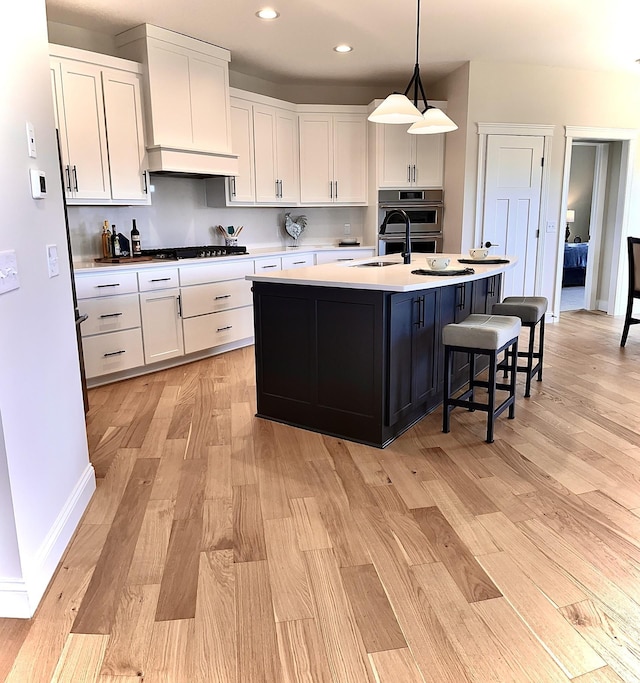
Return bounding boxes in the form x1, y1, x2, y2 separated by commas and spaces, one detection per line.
249, 254, 516, 448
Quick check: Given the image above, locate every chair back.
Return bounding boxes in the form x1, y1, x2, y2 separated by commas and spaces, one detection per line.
628, 237, 640, 297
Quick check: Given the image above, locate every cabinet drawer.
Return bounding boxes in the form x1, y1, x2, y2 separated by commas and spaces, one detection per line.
315, 249, 375, 265
82, 327, 144, 378
181, 279, 252, 318
281, 253, 314, 269
138, 267, 179, 291
179, 260, 254, 286
79, 293, 141, 337
254, 257, 282, 272
183, 306, 254, 355
75, 271, 138, 299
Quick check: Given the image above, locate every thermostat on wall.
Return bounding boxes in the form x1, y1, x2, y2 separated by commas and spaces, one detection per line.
30, 169, 47, 199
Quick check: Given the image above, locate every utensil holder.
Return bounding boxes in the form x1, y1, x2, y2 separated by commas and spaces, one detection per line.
225, 237, 238, 247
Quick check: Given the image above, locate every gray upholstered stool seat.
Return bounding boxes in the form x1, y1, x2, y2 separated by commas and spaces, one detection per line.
492, 296, 547, 324
492, 296, 548, 397
443, 314, 521, 350
442, 314, 520, 444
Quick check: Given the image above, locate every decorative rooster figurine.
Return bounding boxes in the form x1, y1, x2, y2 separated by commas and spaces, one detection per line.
284, 213, 307, 246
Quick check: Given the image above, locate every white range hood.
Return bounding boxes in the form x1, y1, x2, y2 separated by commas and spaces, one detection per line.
116, 24, 239, 177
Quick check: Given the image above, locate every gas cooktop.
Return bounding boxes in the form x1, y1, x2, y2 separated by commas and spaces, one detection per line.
141, 245, 248, 260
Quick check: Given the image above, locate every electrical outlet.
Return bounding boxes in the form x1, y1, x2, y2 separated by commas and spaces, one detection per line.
47, 244, 59, 278
546, 221, 556, 233
344, 223, 351, 235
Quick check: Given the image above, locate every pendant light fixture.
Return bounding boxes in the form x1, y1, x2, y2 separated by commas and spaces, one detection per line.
368, 0, 457, 134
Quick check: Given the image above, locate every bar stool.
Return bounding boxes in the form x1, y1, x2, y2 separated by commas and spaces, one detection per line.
443, 314, 520, 443
492, 296, 548, 397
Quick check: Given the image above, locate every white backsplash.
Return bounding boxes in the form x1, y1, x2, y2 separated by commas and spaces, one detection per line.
68, 175, 367, 260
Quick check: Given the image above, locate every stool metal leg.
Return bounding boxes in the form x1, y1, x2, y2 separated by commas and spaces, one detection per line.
468, 351, 476, 411
443, 345, 452, 433
486, 350, 497, 443
537, 316, 545, 381
524, 323, 535, 398
509, 339, 518, 419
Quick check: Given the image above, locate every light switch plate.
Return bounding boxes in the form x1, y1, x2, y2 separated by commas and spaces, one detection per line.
0, 250, 20, 294
546, 221, 556, 233
26, 121, 37, 158
47, 244, 59, 278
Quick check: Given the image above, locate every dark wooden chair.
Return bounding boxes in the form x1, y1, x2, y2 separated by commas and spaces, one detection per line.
621, 236, 640, 347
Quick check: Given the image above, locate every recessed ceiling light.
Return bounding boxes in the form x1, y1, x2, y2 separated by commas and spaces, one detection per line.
334, 44, 353, 53
256, 8, 279, 19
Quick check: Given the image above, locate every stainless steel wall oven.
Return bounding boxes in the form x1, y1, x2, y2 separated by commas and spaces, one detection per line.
378, 189, 443, 256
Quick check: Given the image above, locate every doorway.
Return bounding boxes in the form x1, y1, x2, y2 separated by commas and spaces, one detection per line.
556, 127, 636, 319
560, 141, 609, 312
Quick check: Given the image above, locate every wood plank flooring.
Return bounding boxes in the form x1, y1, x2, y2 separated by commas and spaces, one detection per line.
4, 310, 640, 682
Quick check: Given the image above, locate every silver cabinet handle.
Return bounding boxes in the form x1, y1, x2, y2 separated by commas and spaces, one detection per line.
103, 350, 126, 357
337, 258, 354, 261
149, 277, 171, 282
65, 165, 72, 192
262, 264, 278, 269
72, 165, 78, 191
412, 165, 417, 184
407, 165, 411, 183
142, 172, 148, 194
99, 312, 123, 319
215, 294, 231, 300
216, 325, 233, 332
329, 180, 333, 199
177, 294, 182, 318
293, 261, 306, 265
335, 180, 338, 199
96, 283, 120, 288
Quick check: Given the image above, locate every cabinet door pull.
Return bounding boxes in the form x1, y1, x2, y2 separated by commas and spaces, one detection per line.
329, 180, 333, 199
337, 258, 354, 261
262, 264, 278, 269
72, 165, 79, 191
177, 294, 182, 318
65, 165, 72, 192
96, 283, 120, 288
103, 349, 126, 357
279, 180, 283, 197
149, 277, 171, 282
335, 180, 338, 199
142, 172, 148, 194
215, 294, 231, 300
412, 165, 416, 184
293, 261, 306, 265
99, 312, 123, 318
216, 325, 233, 333
407, 165, 411, 183
230, 176, 236, 197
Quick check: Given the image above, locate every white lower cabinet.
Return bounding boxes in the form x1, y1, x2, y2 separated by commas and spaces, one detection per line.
281, 253, 314, 269
183, 307, 254, 355
82, 328, 145, 378
139, 288, 184, 364
315, 248, 375, 265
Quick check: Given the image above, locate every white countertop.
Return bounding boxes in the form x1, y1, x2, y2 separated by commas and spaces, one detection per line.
73, 244, 374, 273
247, 254, 517, 293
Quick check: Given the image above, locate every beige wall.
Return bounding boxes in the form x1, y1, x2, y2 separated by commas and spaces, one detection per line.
443, 60, 640, 310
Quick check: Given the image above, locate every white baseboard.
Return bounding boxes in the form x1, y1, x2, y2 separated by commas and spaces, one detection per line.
0, 463, 96, 618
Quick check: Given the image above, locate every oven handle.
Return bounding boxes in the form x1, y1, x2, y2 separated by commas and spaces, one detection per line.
379, 202, 443, 209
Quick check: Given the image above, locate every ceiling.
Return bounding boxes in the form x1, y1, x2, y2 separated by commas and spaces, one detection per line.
45, 0, 640, 88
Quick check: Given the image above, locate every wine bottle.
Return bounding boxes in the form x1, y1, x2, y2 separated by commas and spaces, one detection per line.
111, 224, 121, 257
130, 219, 141, 256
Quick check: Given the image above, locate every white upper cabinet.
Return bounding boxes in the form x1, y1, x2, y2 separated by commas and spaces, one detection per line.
227, 99, 255, 203
51, 58, 111, 201
102, 70, 148, 201
376, 116, 444, 189
299, 113, 367, 204
253, 104, 299, 204
50, 45, 150, 205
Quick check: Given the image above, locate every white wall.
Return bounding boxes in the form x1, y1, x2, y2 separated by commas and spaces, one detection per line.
0, 0, 95, 617
68, 175, 368, 260
442, 60, 640, 313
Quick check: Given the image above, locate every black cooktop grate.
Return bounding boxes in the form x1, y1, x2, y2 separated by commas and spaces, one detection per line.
141, 245, 248, 260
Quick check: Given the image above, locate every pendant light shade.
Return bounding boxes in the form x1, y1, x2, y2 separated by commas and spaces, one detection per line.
368, 0, 457, 134
368, 94, 423, 124
407, 107, 458, 134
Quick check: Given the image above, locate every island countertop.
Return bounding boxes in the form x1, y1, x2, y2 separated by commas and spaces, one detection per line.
247, 253, 517, 292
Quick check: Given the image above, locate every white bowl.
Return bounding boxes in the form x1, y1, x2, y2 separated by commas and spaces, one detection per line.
469, 248, 489, 259
427, 257, 451, 270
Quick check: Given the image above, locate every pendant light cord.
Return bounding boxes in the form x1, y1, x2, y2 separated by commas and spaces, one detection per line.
415, 0, 421, 66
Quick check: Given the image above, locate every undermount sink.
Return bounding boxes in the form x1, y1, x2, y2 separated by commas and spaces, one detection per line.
353, 261, 400, 267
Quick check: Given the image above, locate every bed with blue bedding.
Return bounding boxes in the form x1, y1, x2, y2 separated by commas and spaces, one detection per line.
562, 242, 588, 287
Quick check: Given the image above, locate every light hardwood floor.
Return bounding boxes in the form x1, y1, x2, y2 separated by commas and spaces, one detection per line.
3, 310, 640, 682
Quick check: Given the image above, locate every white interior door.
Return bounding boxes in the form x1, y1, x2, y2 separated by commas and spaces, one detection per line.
483, 135, 544, 298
